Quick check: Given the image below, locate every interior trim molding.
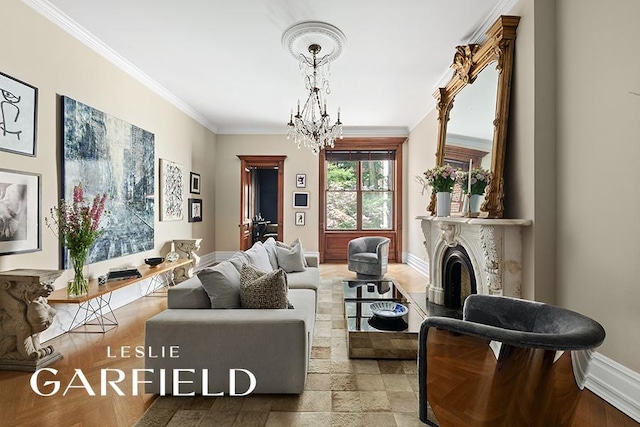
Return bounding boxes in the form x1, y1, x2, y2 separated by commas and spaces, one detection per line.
586, 352, 640, 423
23, 0, 218, 133
405, 253, 428, 278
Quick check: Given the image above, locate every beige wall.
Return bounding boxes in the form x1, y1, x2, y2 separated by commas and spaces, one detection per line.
405, 0, 640, 374
214, 135, 320, 252
404, 109, 439, 260
555, 0, 640, 371
0, 0, 216, 286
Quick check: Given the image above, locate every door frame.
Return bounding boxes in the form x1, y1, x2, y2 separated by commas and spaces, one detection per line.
238, 155, 286, 249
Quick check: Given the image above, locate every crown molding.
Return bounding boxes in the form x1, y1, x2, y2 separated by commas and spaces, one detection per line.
23, 0, 218, 134
217, 125, 409, 137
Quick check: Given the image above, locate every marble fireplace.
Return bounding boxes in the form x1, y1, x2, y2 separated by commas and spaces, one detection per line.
417, 216, 532, 307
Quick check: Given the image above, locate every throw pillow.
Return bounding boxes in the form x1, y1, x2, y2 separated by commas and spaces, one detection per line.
275, 242, 306, 273
244, 242, 273, 272
197, 261, 241, 309
227, 251, 249, 273
240, 264, 290, 309
277, 237, 309, 267
262, 237, 279, 270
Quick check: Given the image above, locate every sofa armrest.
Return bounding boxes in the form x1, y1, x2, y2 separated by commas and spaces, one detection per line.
145, 308, 312, 394
304, 254, 318, 268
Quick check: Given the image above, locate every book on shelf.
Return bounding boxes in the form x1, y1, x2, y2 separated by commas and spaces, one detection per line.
106, 267, 142, 282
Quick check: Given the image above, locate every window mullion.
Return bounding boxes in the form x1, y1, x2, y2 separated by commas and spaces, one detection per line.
356, 161, 362, 230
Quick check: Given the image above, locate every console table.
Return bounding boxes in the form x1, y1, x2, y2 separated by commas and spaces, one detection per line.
48, 258, 192, 333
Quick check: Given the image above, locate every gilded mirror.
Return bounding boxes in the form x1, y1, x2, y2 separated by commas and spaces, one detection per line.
429, 15, 520, 218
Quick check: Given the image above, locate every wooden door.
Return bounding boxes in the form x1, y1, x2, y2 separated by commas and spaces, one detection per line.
238, 155, 286, 250
239, 166, 253, 250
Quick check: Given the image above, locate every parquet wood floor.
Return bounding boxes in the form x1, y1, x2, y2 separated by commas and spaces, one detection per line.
0, 263, 636, 426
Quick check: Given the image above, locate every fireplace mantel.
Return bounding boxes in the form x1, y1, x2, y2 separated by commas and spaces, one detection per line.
417, 216, 532, 305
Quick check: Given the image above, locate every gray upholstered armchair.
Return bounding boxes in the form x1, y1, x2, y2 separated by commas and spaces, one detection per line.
418, 294, 606, 427
347, 236, 390, 279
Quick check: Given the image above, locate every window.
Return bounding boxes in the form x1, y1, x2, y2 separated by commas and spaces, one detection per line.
325, 150, 395, 231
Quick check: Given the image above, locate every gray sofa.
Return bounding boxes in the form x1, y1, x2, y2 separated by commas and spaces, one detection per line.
144, 242, 319, 395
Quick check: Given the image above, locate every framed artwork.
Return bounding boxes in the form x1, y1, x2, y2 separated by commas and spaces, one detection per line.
0, 71, 38, 156
293, 192, 309, 208
189, 172, 201, 194
160, 159, 184, 221
296, 173, 306, 188
188, 198, 202, 222
0, 168, 40, 255
295, 211, 305, 226
62, 96, 155, 267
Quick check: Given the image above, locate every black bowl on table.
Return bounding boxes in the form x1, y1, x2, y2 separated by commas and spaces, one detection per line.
145, 257, 165, 268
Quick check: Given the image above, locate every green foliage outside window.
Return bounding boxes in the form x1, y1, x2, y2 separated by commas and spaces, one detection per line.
326, 160, 393, 230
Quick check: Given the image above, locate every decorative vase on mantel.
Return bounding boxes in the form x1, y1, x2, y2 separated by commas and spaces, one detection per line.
470, 194, 483, 214
436, 192, 452, 217
67, 248, 89, 297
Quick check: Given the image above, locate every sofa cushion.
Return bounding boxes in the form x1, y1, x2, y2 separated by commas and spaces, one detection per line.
197, 261, 242, 309
240, 264, 289, 309
167, 275, 210, 309
286, 267, 320, 293
244, 242, 273, 272
276, 242, 306, 273
262, 237, 279, 270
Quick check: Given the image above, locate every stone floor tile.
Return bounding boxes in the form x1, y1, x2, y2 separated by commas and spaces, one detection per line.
362, 412, 399, 427
197, 411, 238, 427
387, 391, 419, 413
332, 391, 363, 412
394, 412, 429, 426
356, 374, 385, 391
359, 391, 391, 412
330, 373, 358, 391
166, 409, 206, 427
330, 412, 362, 427
232, 411, 269, 427
353, 359, 381, 374
381, 374, 414, 392
305, 373, 332, 390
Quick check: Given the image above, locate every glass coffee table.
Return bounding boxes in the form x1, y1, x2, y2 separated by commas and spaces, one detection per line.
342, 279, 425, 359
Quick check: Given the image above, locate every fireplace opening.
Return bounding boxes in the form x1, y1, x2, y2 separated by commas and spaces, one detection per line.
443, 245, 477, 309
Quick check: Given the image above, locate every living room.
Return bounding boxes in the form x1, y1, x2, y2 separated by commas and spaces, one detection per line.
1, 0, 638, 426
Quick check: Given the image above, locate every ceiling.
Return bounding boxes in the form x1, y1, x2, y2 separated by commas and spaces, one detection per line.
29, 0, 515, 135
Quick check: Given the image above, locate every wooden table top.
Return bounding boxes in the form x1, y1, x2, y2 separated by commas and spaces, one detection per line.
47, 258, 192, 304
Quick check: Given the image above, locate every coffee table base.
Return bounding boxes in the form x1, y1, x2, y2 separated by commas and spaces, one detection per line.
347, 329, 418, 359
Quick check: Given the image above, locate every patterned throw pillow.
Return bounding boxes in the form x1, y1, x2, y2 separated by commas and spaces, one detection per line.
240, 263, 290, 309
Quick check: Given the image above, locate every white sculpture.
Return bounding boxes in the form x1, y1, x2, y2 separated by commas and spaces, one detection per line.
172, 239, 202, 283
0, 269, 63, 371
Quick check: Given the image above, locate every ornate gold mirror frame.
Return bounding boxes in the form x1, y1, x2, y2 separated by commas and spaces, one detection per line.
429, 15, 520, 218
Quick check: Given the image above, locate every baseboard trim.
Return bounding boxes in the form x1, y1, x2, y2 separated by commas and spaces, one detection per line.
405, 252, 428, 278
586, 352, 640, 423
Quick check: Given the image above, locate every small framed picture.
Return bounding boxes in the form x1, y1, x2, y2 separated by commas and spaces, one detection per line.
189, 172, 201, 194
296, 173, 306, 188
188, 198, 202, 222
0, 71, 38, 156
0, 168, 41, 255
295, 211, 305, 226
293, 192, 309, 208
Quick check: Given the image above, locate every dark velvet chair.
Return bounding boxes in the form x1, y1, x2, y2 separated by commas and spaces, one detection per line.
418, 294, 606, 427
347, 236, 390, 279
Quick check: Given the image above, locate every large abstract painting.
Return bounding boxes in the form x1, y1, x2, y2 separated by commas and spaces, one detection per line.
62, 96, 155, 267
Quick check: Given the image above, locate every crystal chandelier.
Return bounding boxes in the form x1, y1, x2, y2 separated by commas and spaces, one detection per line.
287, 43, 343, 154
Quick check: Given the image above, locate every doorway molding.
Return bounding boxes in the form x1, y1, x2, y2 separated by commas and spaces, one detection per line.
238, 155, 286, 249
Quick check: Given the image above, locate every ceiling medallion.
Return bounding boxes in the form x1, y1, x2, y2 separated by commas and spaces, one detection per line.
283, 22, 347, 154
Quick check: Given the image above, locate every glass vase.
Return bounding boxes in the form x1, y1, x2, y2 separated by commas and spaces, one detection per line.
166, 242, 180, 262
68, 248, 89, 297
